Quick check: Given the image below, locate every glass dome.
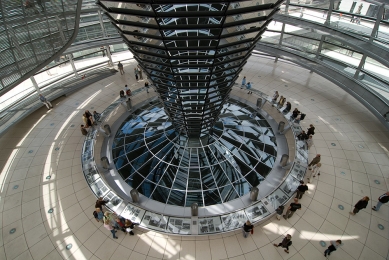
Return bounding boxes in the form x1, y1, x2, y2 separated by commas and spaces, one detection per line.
112, 99, 277, 207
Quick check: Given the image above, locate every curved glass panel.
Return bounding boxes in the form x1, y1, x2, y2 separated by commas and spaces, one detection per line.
112, 99, 277, 206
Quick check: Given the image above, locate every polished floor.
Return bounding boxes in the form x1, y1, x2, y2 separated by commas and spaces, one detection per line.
0, 56, 388, 260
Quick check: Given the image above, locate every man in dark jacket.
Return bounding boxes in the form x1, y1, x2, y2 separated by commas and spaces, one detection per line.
350, 196, 369, 215
297, 131, 308, 141
283, 198, 301, 219
296, 181, 308, 199
308, 154, 321, 170
307, 124, 315, 136
95, 197, 109, 211
372, 192, 389, 211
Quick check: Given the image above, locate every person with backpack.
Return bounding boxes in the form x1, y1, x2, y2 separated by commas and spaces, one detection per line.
274, 234, 292, 254
275, 205, 284, 220
324, 240, 342, 257
372, 192, 389, 211
350, 196, 369, 215
295, 181, 308, 199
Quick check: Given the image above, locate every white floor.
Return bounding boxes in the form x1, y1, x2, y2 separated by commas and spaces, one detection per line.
0, 55, 388, 260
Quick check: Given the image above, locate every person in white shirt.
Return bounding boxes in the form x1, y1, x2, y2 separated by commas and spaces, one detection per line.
307, 162, 321, 183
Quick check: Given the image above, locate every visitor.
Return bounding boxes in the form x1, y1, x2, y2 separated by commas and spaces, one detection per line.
372, 192, 389, 211
241, 76, 246, 89
118, 62, 124, 75
324, 240, 342, 257
274, 234, 292, 254
275, 205, 284, 220
283, 198, 301, 219
350, 196, 369, 215
242, 220, 253, 238
145, 81, 150, 93
283, 102, 291, 113
104, 219, 118, 239
246, 82, 252, 94
307, 124, 315, 136
272, 91, 279, 103
39, 94, 53, 110
93, 111, 101, 122
80, 125, 88, 136
308, 154, 321, 170
295, 181, 308, 199
297, 130, 308, 141
134, 68, 139, 81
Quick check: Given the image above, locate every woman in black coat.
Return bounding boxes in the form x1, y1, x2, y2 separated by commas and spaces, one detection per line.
350, 196, 369, 215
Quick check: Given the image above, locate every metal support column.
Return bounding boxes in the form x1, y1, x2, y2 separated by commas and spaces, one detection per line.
67, 54, 79, 77
354, 53, 367, 80
315, 35, 325, 59
325, 0, 334, 25
98, 10, 107, 38
30, 76, 41, 94
284, 0, 290, 14
278, 22, 286, 46
370, 4, 384, 43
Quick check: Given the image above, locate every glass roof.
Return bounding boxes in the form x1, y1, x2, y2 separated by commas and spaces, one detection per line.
112, 99, 277, 207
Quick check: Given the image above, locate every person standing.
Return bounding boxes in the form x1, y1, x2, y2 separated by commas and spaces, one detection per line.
350, 196, 369, 215
80, 125, 88, 136
307, 124, 315, 136
275, 205, 284, 220
118, 62, 124, 75
104, 219, 118, 239
145, 81, 150, 93
297, 130, 308, 141
246, 82, 252, 94
283, 198, 301, 219
296, 181, 308, 199
125, 219, 136, 235
272, 91, 279, 103
94, 208, 104, 222
93, 111, 101, 122
39, 94, 53, 110
242, 220, 253, 238
324, 240, 342, 257
138, 66, 143, 79
308, 154, 321, 170
241, 76, 246, 89
274, 234, 292, 254
277, 96, 286, 109
95, 197, 109, 211
372, 192, 389, 211
306, 135, 314, 150
283, 102, 291, 113
134, 68, 139, 81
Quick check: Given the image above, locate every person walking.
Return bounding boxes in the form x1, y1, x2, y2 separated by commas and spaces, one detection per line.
307, 162, 321, 183
308, 154, 321, 170
283, 198, 301, 219
104, 219, 118, 239
273, 234, 292, 254
241, 76, 246, 89
350, 196, 369, 215
242, 220, 253, 238
145, 81, 150, 93
246, 82, 252, 94
324, 240, 342, 257
372, 192, 389, 211
39, 94, 53, 110
134, 68, 139, 81
295, 181, 308, 199
118, 62, 124, 75
275, 205, 284, 220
